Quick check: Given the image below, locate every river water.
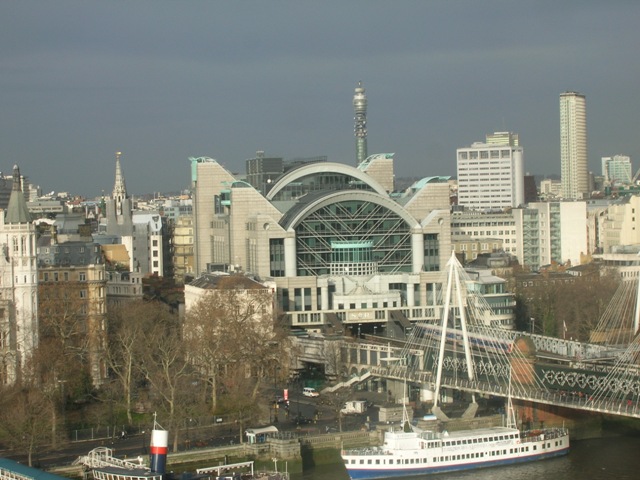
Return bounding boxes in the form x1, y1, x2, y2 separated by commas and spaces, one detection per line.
297, 436, 640, 480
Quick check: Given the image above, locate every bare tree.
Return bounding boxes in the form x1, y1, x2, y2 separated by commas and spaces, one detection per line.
136, 301, 196, 452
104, 300, 149, 425
35, 282, 94, 446
218, 363, 261, 443
0, 384, 50, 466
184, 276, 291, 413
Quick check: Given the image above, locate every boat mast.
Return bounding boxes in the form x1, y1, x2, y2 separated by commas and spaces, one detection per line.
506, 370, 517, 429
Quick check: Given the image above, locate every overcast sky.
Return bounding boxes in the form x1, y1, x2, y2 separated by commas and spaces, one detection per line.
2, 1, 640, 197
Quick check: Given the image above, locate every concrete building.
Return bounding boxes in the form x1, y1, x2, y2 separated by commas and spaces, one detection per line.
465, 268, 515, 329
540, 178, 562, 200
514, 201, 588, 271
560, 92, 588, 199
599, 195, 640, 253
37, 213, 108, 386
602, 155, 633, 187
0, 166, 38, 384
452, 202, 588, 272
246, 151, 284, 195
451, 210, 518, 258
451, 236, 504, 264
191, 154, 474, 334
456, 132, 524, 211
173, 214, 194, 284
106, 270, 145, 307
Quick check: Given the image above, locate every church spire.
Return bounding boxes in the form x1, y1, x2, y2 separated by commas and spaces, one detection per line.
113, 151, 128, 217
5, 165, 31, 224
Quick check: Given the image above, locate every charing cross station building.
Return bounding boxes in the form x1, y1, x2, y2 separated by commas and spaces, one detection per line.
191, 154, 514, 336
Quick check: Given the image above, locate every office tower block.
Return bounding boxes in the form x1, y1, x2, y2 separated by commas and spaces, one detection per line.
560, 92, 588, 199
457, 132, 524, 211
246, 150, 284, 195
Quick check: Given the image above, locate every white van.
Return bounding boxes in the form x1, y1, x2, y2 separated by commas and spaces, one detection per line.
303, 387, 319, 397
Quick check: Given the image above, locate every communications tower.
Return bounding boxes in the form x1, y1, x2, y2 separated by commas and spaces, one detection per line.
353, 81, 368, 165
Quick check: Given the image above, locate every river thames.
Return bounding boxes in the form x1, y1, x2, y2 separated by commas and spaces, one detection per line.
297, 435, 640, 480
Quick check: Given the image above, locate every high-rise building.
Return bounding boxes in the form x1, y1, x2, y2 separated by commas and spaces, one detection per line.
353, 81, 368, 165
245, 151, 284, 195
456, 132, 524, 211
601, 155, 632, 186
560, 92, 588, 199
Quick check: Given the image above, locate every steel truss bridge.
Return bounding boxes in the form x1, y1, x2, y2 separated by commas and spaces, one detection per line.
341, 254, 640, 420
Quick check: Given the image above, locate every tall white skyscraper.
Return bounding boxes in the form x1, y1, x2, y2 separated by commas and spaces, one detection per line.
456, 132, 524, 211
560, 91, 588, 199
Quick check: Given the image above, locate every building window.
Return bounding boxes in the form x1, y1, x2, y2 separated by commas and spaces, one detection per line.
80, 290, 87, 299
79, 272, 86, 281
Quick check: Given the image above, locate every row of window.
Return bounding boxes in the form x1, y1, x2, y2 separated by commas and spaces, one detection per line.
458, 149, 513, 160
42, 271, 87, 281
453, 230, 517, 236
349, 439, 565, 467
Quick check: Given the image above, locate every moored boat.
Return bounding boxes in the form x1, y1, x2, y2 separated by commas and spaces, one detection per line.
75, 420, 289, 480
341, 421, 569, 479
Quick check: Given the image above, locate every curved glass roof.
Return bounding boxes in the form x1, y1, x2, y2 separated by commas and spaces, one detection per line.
266, 162, 388, 201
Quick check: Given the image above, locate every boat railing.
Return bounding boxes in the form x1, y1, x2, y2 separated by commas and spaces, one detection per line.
74, 446, 147, 471
520, 427, 568, 443
343, 447, 390, 456
418, 431, 439, 441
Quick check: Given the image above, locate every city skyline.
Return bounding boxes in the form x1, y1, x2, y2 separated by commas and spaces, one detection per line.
2, 1, 640, 197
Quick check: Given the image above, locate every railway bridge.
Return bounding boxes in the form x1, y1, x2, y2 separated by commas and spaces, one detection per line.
337, 254, 640, 420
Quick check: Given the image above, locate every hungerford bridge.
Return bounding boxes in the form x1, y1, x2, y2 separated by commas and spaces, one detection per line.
335, 253, 640, 420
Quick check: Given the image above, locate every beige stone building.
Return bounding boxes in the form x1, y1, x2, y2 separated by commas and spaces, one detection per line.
172, 214, 194, 284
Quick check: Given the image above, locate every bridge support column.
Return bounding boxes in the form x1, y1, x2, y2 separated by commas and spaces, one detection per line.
419, 385, 435, 403
320, 285, 329, 310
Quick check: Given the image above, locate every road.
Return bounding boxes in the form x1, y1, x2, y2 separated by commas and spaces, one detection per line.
1, 391, 381, 470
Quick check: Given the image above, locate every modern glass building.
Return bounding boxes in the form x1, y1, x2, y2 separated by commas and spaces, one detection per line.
192, 154, 457, 335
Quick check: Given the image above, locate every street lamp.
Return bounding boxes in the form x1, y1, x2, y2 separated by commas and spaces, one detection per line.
530, 317, 535, 335
358, 323, 362, 339
273, 365, 280, 423
58, 379, 67, 438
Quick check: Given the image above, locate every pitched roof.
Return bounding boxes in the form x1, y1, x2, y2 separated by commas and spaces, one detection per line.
5, 165, 31, 224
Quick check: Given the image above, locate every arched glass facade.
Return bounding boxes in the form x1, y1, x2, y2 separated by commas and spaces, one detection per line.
293, 198, 413, 277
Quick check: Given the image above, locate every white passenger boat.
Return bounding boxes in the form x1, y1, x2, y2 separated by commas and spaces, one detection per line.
341, 253, 570, 479
342, 421, 569, 479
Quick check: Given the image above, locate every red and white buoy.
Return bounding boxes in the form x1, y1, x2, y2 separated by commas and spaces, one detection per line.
149, 428, 168, 474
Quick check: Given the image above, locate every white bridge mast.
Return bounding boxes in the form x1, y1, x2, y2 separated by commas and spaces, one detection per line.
433, 252, 476, 408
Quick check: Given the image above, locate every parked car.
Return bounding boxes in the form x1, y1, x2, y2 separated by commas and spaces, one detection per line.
302, 387, 319, 397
